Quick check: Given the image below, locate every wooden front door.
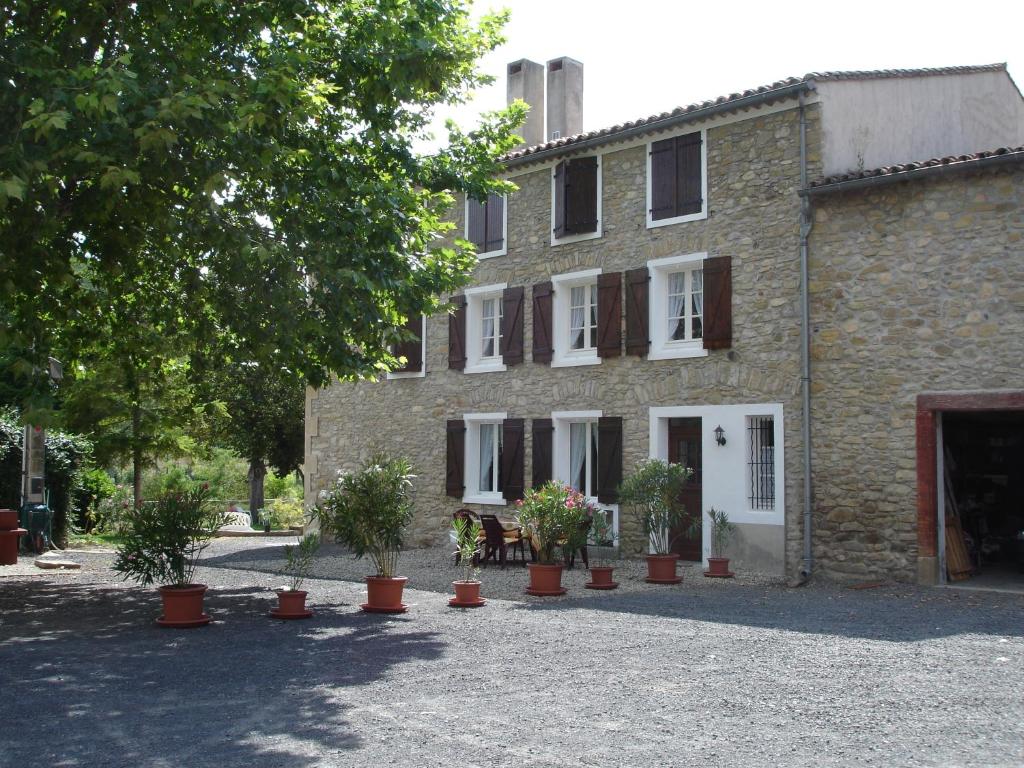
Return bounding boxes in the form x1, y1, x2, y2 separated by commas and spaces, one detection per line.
668, 417, 702, 561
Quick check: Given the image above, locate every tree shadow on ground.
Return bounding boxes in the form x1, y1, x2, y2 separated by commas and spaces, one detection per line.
0, 579, 444, 768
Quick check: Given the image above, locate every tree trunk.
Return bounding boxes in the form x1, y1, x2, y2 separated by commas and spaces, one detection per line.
248, 458, 266, 526
132, 403, 143, 510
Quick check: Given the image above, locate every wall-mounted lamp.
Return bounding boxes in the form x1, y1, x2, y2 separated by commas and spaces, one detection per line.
714, 425, 727, 446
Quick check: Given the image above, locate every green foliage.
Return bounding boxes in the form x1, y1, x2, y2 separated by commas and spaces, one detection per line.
280, 533, 321, 592
452, 516, 481, 584
91, 483, 134, 535
618, 459, 694, 555
313, 451, 415, 578
75, 468, 116, 531
514, 482, 593, 565
586, 509, 619, 567
265, 472, 302, 502
707, 508, 736, 559
263, 498, 306, 530
113, 484, 227, 586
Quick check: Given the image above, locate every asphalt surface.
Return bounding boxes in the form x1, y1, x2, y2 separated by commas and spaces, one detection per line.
1, 539, 1022, 768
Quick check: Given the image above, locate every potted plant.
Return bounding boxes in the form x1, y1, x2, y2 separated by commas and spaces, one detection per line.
271, 532, 321, 618
313, 450, 415, 613
113, 484, 228, 627
449, 516, 485, 607
515, 482, 590, 596
705, 508, 736, 578
619, 459, 693, 584
584, 509, 619, 590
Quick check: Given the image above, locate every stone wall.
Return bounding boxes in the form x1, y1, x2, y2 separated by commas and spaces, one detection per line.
307, 104, 820, 575
807, 165, 1024, 582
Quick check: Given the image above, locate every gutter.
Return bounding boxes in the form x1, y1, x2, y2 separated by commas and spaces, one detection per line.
504, 82, 814, 169
798, 91, 815, 583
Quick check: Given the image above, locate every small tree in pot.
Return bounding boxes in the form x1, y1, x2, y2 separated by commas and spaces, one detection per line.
449, 516, 484, 607
313, 450, 415, 613
705, 508, 736, 578
113, 483, 228, 627
618, 459, 693, 584
515, 482, 590, 596
272, 532, 321, 618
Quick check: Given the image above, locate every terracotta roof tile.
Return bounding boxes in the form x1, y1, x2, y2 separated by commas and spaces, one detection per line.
808, 145, 1024, 189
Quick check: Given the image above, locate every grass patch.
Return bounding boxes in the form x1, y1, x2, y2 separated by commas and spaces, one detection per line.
68, 531, 122, 549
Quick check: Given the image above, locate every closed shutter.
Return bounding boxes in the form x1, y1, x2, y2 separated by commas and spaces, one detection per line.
446, 420, 466, 497
467, 197, 486, 251
596, 416, 623, 504
448, 295, 467, 370
501, 418, 525, 501
531, 418, 553, 489
649, 137, 676, 221
625, 268, 650, 356
566, 156, 598, 234
532, 281, 554, 364
552, 161, 567, 239
500, 286, 524, 365
485, 193, 504, 253
596, 272, 622, 358
394, 315, 423, 373
702, 255, 732, 350
677, 132, 703, 215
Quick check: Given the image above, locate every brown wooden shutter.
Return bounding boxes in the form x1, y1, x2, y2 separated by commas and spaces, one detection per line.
531, 418, 553, 489
532, 281, 554, 364
446, 419, 465, 497
467, 197, 486, 251
566, 156, 598, 234
500, 286, 524, 365
485, 193, 504, 253
448, 295, 467, 370
394, 315, 422, 373
501, 418, 525, 501
552, 161, 567, 239
649, 137, 676, 221
677, 132, 703, 215
596, 416, 623, 504
702, 256, 732, 350
625, 268, 650, 356
596, 272, 622, 358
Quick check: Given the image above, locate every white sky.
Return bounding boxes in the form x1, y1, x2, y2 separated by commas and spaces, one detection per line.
427, 0, 1022, 145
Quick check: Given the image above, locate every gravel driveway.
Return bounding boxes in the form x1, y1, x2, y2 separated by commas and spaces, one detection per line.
1, 538, 1021, 768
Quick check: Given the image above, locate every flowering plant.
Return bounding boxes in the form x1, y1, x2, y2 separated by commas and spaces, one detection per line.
515, 482, 593, 565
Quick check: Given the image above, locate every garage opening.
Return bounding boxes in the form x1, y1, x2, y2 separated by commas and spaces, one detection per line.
942, 411, 1024, 588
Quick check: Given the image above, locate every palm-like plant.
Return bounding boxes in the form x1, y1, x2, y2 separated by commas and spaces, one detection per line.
618, 459, 693, 554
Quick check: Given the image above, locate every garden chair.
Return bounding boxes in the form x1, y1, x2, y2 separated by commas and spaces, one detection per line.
452, 509, 481, 566
478, 513, 526, 569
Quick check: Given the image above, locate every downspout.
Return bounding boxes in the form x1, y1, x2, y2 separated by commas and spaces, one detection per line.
798, 92, 814, 581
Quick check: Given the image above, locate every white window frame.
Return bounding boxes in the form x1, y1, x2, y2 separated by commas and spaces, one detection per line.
551, 409, 619, 546
385, 315, 427, 380
550, 154, 603, 247
551, 268, 602, 368
464, 194, 507, 259
463, 283, 508, 374
463, 412, 507, 506
645, 127, 708, 229
647, 253, 709, 361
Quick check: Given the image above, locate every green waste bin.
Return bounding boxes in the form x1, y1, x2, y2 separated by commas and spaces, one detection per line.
19, 503, 52, 554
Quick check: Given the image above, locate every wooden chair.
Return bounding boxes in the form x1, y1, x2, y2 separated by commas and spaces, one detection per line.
478, 514, 526, 568
452, 509, 481, 566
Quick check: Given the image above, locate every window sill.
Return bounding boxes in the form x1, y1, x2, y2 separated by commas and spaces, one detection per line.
386, 369, 426, 380
551, 228, 602, 247
476, 248, 507, 260
551, 354, 601, 368
464, 360, 507, 375
647, 344, 708, 361
646, 209, 708, 229
462, 493, 507, 506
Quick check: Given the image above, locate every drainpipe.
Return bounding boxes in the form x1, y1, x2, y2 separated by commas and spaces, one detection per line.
798, 92, 814, 582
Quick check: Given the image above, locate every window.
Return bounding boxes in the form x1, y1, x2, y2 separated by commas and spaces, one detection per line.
569, 284, 597, 351
551, 155, 601, 245
747, 415, 775, 511
464, 283, 507, 374
386, 315, 426, 379
647, 130, 706, 228
552, 268, 601, 367
463, 413, 506, 504
646, 253, 709, 361
568, 421, 599, 497
465, 193, 506, 258
551, 411, 621, 546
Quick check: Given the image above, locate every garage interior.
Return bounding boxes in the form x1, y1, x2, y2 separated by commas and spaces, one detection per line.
942, 411, 1024, 589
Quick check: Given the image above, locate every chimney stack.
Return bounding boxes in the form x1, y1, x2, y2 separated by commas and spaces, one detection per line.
546, 57, 583, 141
506, 59, 545, 148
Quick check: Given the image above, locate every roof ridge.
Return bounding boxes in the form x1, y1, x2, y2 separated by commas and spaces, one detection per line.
805, 63, 1006, 82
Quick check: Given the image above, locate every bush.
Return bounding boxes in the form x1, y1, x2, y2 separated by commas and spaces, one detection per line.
515, 482, 593, 565
91, 484, 135, 535
75, 468, 117, 532
263, 498, 307, 530
618, 459, 693, 555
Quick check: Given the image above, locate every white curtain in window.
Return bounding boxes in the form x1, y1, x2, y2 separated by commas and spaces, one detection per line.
481, 298, 495, 357
570, 286, 585, 348
479, 424, 494, 492
668, 272, 686, 339
570, 422, 587, 492
691, 269, 703, 318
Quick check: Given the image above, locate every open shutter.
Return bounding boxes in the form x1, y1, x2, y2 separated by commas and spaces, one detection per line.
501, 418, 525, 501
467, 197, 486, 251
531, 418, 553, 489
448, 295, 467, 370
446, 420, 465, 497
597, 272, 622, 358
625, 268, 650, 356
566, 156, 598, 234
393, 315, 423, 373
500, 286, 524, 365
677, 132, 703, 215
649, 137, 676, 221
532, 281, 554, 364
702, 256, 732, 350
552, 161, 567, 239
485, 194, 504, 253
596, 416, 623, 504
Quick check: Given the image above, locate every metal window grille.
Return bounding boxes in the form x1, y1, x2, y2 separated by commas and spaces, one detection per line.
748, 416, 775, 510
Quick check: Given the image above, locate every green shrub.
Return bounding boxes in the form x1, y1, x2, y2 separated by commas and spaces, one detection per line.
515, 482, 593, 565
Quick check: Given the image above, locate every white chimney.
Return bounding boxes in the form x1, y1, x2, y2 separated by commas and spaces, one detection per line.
546, 57, 583, 141
507, 59, 545, 148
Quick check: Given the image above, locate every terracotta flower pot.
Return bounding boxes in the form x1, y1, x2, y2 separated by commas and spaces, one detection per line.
0, 528, 26, 566
271, 589, 313, 619
585, 565, 618, 590
157, 584, 211, 627
704, 557, 734, 578
363, 576, 408, 613
525, 563, 566, 596
449, 580, 486, 608
0, 509, 18, 530
645, 554, 682, 584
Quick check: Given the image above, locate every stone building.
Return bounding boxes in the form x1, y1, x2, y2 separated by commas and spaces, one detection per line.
305, 60, 1024, 582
